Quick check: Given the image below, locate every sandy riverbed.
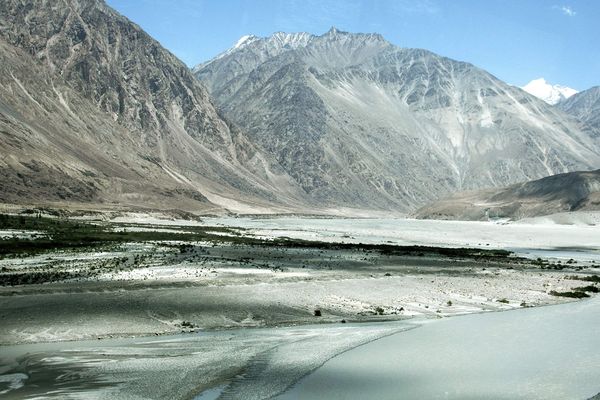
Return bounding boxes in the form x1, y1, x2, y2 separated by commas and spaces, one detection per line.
0, 216, 599, 399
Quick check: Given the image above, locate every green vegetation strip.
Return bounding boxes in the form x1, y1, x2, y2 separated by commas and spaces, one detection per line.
0, 214, 236, 256
0, 213, 521, 266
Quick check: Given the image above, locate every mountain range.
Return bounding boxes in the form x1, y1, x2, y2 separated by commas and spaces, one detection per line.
195, 28, 600, 211
1, 0, 599, 216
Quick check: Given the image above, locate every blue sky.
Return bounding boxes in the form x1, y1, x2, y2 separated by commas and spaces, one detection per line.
106, 0, 599, 90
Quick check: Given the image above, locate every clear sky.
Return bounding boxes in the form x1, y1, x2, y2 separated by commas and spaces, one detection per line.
106, 0, 599, 90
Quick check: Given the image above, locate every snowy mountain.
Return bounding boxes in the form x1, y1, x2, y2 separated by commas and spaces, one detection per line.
195, 28, 600, 212
522, 78, 578, 105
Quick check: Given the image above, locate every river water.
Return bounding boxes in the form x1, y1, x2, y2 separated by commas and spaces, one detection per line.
2, 296, 599, 399
277, 295, 600, 400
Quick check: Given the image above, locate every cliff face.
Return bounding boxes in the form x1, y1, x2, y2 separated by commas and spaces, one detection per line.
1, 0, 230, 150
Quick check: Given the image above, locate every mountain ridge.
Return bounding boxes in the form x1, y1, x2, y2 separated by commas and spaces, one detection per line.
2, 6, 600, 215
558, 86, 600, 138
413, 169, 600, 221
195, 29, 600, 212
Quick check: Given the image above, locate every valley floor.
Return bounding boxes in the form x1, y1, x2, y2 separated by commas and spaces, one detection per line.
0, 212, 599, 398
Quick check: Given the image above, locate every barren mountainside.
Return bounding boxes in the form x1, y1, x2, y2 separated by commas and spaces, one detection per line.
414, 169, 600, 220
195, 28, 600, 211
0, 0, 308, 213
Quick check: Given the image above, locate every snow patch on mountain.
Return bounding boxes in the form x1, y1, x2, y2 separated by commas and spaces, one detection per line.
270, 31, 313, 49
197, 34, 260, 68
522, 78, 578, 105
234, 34, 258, 49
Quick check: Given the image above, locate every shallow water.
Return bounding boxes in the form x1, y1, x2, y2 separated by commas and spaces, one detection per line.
194, 383, 227, 399
0, 322, 409, 399
278, 296, 600, 400
2, 298, 599, 399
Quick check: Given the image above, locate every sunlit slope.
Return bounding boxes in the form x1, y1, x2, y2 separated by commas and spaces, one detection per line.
414, 169, 600, 220
196, 28, 600, 212
0, 0, 309, 213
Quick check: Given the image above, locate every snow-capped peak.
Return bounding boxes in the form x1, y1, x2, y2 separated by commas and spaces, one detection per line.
522, 78, 578, 105
270, 31, 313, 49
233, 35, 258, 50
195, 35, 259, 69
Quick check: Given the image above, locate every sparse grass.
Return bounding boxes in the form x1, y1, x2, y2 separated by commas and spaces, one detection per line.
0, 213, 238, 256
548, 285, 600, 299
0, 213, 528, 287
0, 270, 78, 285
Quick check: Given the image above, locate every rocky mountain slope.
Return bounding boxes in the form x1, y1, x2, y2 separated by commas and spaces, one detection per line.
558, 86, 600, 137
413, 169, 600, 220
0, 0, 308, 213
195, 28, 600, 212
